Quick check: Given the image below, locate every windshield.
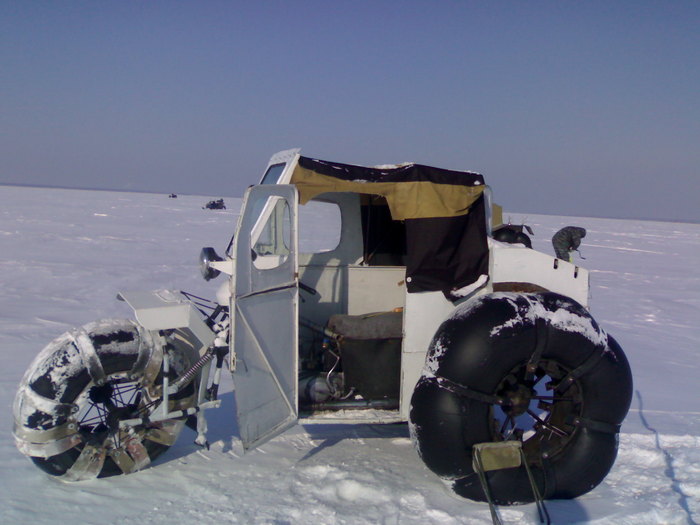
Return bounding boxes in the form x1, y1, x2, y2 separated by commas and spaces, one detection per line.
261, 163, 286, 185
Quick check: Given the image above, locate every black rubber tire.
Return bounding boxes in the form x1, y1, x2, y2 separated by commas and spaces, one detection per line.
13, 319, 199, 480
409, 292, 632, 504
493, 228, 518, 244
514, 232, 532, 248
492, 227, 531, 248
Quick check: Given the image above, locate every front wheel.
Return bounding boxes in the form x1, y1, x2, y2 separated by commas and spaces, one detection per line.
409, 292, 633, 504
13, 319, 200, 480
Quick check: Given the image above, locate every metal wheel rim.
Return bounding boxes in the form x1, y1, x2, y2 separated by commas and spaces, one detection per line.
490, 359, 584, 464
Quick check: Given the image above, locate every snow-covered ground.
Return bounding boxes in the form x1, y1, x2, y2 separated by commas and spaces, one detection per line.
1, 186, 698, 524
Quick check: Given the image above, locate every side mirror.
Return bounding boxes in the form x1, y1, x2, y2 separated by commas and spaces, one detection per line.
200, 247, 223, 281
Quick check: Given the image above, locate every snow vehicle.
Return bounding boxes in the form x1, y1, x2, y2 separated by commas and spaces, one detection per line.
203, 198, 226, 210
13, 149, 632, 505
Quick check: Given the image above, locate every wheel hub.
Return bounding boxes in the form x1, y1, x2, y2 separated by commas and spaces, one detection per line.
491, 359, 584, 462
88, 383, 115, 405
84, 380, 142, 434
502, 384, 533, 417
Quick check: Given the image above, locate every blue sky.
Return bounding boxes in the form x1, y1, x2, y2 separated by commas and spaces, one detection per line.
2, 1, 698, 222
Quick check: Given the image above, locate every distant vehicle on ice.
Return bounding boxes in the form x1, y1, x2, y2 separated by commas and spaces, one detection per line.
203, 198, 226, 210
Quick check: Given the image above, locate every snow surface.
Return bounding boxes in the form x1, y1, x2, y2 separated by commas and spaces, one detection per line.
1, 185, 699, 524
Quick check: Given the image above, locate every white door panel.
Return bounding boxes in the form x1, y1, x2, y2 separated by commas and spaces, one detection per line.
232, 185, 299, 450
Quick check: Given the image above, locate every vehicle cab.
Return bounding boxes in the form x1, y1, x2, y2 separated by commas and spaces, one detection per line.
203, 149, 590, 450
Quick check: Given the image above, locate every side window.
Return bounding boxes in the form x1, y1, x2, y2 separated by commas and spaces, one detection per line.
298, 200, 341, 254
251, 196, 291, 270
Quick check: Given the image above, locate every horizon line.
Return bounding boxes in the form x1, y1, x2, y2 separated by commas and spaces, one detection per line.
1, 181, 698, 226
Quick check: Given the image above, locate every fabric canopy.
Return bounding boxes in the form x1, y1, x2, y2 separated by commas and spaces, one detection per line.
291, 156, 485, 220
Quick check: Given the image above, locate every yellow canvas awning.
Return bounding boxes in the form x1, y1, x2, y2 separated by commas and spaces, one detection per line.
291, 157, 485, 220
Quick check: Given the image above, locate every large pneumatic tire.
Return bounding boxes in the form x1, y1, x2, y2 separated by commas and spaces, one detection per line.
13, 319, 200, 481
409, 292, 633, 505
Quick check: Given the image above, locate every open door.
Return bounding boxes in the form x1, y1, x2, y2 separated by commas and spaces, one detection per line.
232, 185, 299, 450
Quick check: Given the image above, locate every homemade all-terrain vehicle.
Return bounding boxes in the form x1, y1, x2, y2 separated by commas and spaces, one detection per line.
14, 149, 632, 507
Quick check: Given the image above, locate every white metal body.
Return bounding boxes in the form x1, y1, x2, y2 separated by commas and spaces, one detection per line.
224, 151, 592, 448
121, 149, 592, 451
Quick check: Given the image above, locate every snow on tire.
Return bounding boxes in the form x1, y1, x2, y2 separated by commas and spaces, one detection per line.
13, 319, 198, 480
409, 292, 633, 504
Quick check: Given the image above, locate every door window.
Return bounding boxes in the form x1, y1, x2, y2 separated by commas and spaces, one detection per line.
251, 196, 291, 270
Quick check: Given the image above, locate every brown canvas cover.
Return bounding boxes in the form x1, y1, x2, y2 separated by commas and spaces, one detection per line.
291, 156, 489, 299
291, 157, 485, 220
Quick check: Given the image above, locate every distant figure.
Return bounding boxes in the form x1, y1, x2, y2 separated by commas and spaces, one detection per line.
552, 226, 586, 262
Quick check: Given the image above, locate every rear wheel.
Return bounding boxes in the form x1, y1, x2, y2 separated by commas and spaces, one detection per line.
13, 319, 199, 480
409, 292, 633, 504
